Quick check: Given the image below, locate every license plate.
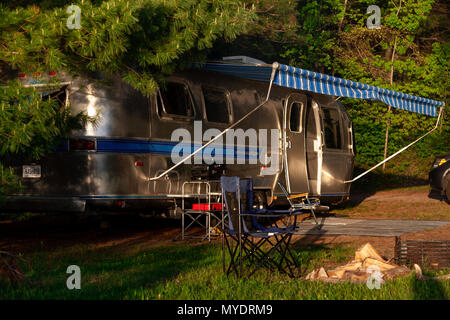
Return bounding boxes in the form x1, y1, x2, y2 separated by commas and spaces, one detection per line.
22, 165, 41, 178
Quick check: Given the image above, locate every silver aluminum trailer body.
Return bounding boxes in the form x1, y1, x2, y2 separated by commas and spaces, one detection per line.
2, 69, 354, 213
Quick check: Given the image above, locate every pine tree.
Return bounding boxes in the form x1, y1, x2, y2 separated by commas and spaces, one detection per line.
1, 0, 255, 94
0, 0, 256, 195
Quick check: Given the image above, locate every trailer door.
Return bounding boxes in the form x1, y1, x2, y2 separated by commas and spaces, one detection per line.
320, 106, 353, 196
283, 93, 309, 194
305, 98, 323, 196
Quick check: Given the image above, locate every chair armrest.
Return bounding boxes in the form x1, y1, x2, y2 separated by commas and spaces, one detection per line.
288, 193, 309, 199
240, 208, 305, 217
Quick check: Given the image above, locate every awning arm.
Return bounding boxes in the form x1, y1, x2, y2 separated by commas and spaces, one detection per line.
344, 105, 445, 184
149, 62, 279, 181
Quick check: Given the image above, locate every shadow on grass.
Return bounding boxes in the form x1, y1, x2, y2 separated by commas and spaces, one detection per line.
412, 277, 449, 300
0, 214, 184, 254
290, 242, 353, 275
0, 215, 225, 299
0, 241, 221, 299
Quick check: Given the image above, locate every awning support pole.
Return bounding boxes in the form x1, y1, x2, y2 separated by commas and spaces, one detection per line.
149, 62, 279, 181
344, 106, 444, 184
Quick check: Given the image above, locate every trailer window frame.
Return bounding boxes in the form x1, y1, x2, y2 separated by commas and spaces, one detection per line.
156, 80, 196, 121
339, 107, 355, 154
289, 101, 304, 133
201, 85, 233, 126
321, 106, 344, 151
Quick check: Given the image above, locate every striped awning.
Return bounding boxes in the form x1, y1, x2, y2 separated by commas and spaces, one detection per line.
201, 62, 445, 117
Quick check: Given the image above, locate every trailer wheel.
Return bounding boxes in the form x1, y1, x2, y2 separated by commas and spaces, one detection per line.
253, 190, 268, 208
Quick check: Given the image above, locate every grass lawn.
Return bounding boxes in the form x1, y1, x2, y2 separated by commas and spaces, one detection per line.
1, 183, 448, 300
1, 240, 449, 300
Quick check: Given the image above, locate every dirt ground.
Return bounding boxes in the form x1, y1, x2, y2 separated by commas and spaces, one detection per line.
292, 224, 450, 261
334, 186, 450, 220
304, 186, 450, 258
1, 216, 448, 264
0, 186, 448, 263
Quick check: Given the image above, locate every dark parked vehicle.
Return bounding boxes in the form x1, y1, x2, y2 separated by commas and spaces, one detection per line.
429, 153, 450, 201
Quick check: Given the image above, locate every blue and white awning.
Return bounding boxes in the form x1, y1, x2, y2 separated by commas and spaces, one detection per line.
201, 62, 445, 117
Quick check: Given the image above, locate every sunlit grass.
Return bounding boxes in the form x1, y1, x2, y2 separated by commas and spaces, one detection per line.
1, 242, 448, 300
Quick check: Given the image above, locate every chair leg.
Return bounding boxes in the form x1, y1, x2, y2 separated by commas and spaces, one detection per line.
243, 238, 279, 271
224, 232, 300, 279
258, 234, 299, 278
246, 234, 294, 278
274, 233, 300, 278
222, 231, 225, 273
223, 234, 239, 277
280, 234, 298, 278
228, 237, 279, 275
306, 196, 319, 225
179, 213, 208, 240
223, 234, 251, 278
249, 236, 298, 272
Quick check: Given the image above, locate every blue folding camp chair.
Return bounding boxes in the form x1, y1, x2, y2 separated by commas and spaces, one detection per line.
220, 176, 300, 278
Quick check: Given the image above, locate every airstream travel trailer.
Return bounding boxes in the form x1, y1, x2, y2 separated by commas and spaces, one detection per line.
2, 57, 444, 214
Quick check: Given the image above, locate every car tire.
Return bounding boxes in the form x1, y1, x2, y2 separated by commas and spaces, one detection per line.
445, 175, 450, 203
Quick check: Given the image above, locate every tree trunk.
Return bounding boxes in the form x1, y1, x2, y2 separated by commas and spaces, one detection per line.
382, 0, 402, 172
338, 0, 348, 33
382, 35, 397, 172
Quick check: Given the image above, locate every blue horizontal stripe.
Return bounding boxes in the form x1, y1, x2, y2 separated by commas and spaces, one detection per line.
59, 138, 260, 159
274, 192, 349, 197
78, 195, 168, 199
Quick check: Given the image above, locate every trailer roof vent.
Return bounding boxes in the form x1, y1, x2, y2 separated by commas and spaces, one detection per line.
222, 56, 267, 65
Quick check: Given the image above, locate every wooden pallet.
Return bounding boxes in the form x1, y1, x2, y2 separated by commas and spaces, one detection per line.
394, 237, 450, 270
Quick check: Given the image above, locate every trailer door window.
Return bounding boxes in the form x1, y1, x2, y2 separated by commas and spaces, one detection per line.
158, 82, 194, 118
322, 108, 342, 149
289, 102, 303, 132
202, 86, 231, 124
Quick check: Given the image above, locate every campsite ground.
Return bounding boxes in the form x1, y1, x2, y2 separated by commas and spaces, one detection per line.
0, 185, 449, 299
336, 185, 450, 220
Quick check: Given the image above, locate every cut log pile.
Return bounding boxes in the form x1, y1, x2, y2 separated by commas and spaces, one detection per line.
305, 243, 411, 283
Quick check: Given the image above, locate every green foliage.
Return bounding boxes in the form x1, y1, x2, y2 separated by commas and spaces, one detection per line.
245, 0, 299, 42
0, 80, 90, 196
280, 0, 341, 72
0, 0, 256, 196
279, 0, 449, 171
0, 163, 22, 199
0, 80, 88, 159
0, 0, 256, 95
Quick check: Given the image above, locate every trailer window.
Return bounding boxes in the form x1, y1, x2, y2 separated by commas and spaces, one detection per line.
158, 82, 194, 118
322, 108, 342, 149
42, 87, 67, 107
202, 86, 231, 124
289, 102, 303, 132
